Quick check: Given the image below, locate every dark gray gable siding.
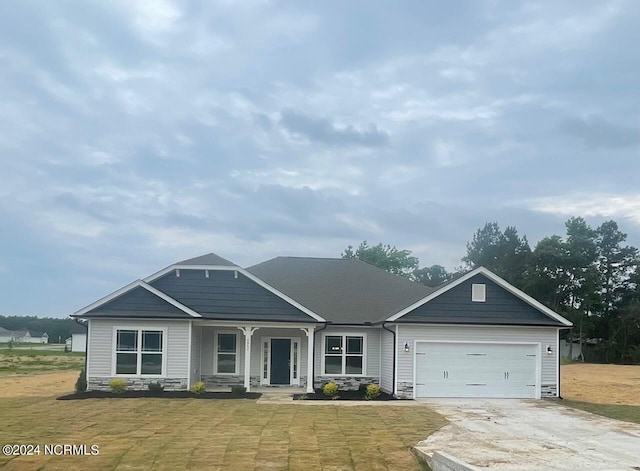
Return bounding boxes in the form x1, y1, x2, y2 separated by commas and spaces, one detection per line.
398, 274, 564, 326
84, 286, 193, 318
150, 268, 316, 322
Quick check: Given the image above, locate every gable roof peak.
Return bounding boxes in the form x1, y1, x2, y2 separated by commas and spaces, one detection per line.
176, 252, 238, 267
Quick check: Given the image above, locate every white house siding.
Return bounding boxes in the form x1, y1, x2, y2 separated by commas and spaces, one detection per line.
86, 319, 191, 391
249, 328, 308, 388
199, 326, 246, 388
396, 324, 559, 399
380, 328, 394, 394
71, 333, 87, 352
314, 326, 381, 390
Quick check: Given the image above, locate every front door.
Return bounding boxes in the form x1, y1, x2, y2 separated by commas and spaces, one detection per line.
270, 339, 291, 385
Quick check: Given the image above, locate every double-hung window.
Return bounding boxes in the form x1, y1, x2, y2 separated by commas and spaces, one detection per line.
323, 334, 365, 375
216, 333, 237, 374
115, 329, 164, 376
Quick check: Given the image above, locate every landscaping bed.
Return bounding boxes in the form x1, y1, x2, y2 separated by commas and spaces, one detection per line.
57, 390, 261, 400
293, 388, 395, 401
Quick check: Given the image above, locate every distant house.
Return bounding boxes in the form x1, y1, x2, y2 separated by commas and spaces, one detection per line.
66, 322, 87, 352
0, 327, 13, 343
12, 330, 48, 344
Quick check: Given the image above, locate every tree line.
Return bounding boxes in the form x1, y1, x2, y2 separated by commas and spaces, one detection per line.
342, 217, 640, 364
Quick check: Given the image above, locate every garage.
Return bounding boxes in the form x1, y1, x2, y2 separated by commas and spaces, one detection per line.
415, 342, 540, 398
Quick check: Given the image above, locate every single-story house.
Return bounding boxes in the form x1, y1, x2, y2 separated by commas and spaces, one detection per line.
0, 327, 13, 343
72, 253, 572, 399
12, 330, 48, 344
65, 322, 87, 352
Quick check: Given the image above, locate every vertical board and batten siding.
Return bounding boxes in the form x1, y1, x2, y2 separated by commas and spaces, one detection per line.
87, 319, 191, 378
249, 328, 308, 383
379, 328, 394, 393
396, 325, 559, 397
314, 327, 381, 378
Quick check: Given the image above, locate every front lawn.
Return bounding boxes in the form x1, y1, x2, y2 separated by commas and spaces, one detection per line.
0, 347, 84, 376
0, 395, 445, 470
559, 399, 640, 425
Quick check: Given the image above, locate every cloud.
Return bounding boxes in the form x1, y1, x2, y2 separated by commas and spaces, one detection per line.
527, 193, 640, 226
559, 116, 640, 149
279, 109, 389, 147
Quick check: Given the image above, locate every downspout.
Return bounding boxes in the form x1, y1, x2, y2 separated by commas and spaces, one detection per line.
382, 322, 396, 397
312, 323, 328, 391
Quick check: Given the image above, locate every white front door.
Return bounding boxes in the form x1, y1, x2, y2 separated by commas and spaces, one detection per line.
415, 342, 539, 398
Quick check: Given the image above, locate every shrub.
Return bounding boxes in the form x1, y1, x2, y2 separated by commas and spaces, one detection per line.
190, 381, 206, 395
75, 369, 87, 393
364, 384, 381, 401
148, 381, 164, 394
231, 385, 246, 396
109, 378, 127, 394
322, 382, 339, 399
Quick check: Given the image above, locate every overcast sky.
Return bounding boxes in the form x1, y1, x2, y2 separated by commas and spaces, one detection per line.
1, 0, 639, 317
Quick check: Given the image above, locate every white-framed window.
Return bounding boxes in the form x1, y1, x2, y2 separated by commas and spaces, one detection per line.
215, 332, 238, 374
472, 283, 486, 302
114, 328, 165, 376
322, 333, 366, 376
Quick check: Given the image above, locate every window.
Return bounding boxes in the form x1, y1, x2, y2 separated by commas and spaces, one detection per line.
216, 333, 237, 374
323, 334, 365, 375
472, 283, 486, 302
115, 329, 164, 376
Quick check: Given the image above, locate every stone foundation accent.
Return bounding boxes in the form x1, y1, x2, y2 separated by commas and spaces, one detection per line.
88, 377, 187, 391
201, 374, 243, 388
541, 384, 558, 397
396, 381, 413, 399
314, 376, 379, 391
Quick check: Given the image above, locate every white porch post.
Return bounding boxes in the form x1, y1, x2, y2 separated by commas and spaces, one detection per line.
239, 326, 258, 391
301, 327, 315, 393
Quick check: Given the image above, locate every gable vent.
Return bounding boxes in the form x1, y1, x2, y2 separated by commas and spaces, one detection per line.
472, 283, 486, 302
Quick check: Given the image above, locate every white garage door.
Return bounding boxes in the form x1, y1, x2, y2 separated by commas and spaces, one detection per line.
415, 342, 539, 398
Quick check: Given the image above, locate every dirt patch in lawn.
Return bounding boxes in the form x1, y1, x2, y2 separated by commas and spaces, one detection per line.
0, 370, 78, 398
561, 363, 640, 405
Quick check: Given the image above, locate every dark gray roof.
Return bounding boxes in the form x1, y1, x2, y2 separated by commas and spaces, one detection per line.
0, 327, 11, 334
150, 268, 317, 322
247, 257, 434, 323
83, 286, 194, 319
69, 322, 87, 334
177, 253, 237, 266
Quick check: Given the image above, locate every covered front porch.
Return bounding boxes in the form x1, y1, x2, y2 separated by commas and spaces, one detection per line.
190, 321, 317, 393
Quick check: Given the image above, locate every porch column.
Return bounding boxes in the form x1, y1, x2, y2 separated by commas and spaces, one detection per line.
238, 326, 258, 391
300, 327, 315, 393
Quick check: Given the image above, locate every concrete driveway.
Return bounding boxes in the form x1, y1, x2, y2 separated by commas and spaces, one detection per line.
415, 399, 640, 470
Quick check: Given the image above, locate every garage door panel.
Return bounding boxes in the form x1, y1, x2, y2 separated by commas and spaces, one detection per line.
415, 342, 538, 398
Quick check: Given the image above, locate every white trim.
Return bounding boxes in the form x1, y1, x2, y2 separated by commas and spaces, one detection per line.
260, 336, 301, 386
387, 266, 572, 326
412, 340, 542, 399
86, 319, 91, 380
214, 330, 240, 375
393, 324, 398, 396
301, 327, 315, 393
471, 283, 486, 302
143, 264, 326, 322
196, 320, 318, 329
187, 321, 193, 387
111, 326, 168, 378
72, 280, 201, 318
319, 332, 367, 377
556, 329, 560, 398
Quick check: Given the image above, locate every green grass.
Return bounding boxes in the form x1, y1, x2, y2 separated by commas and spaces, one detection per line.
559, 399, 640, 424
0, 397, 446, 470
